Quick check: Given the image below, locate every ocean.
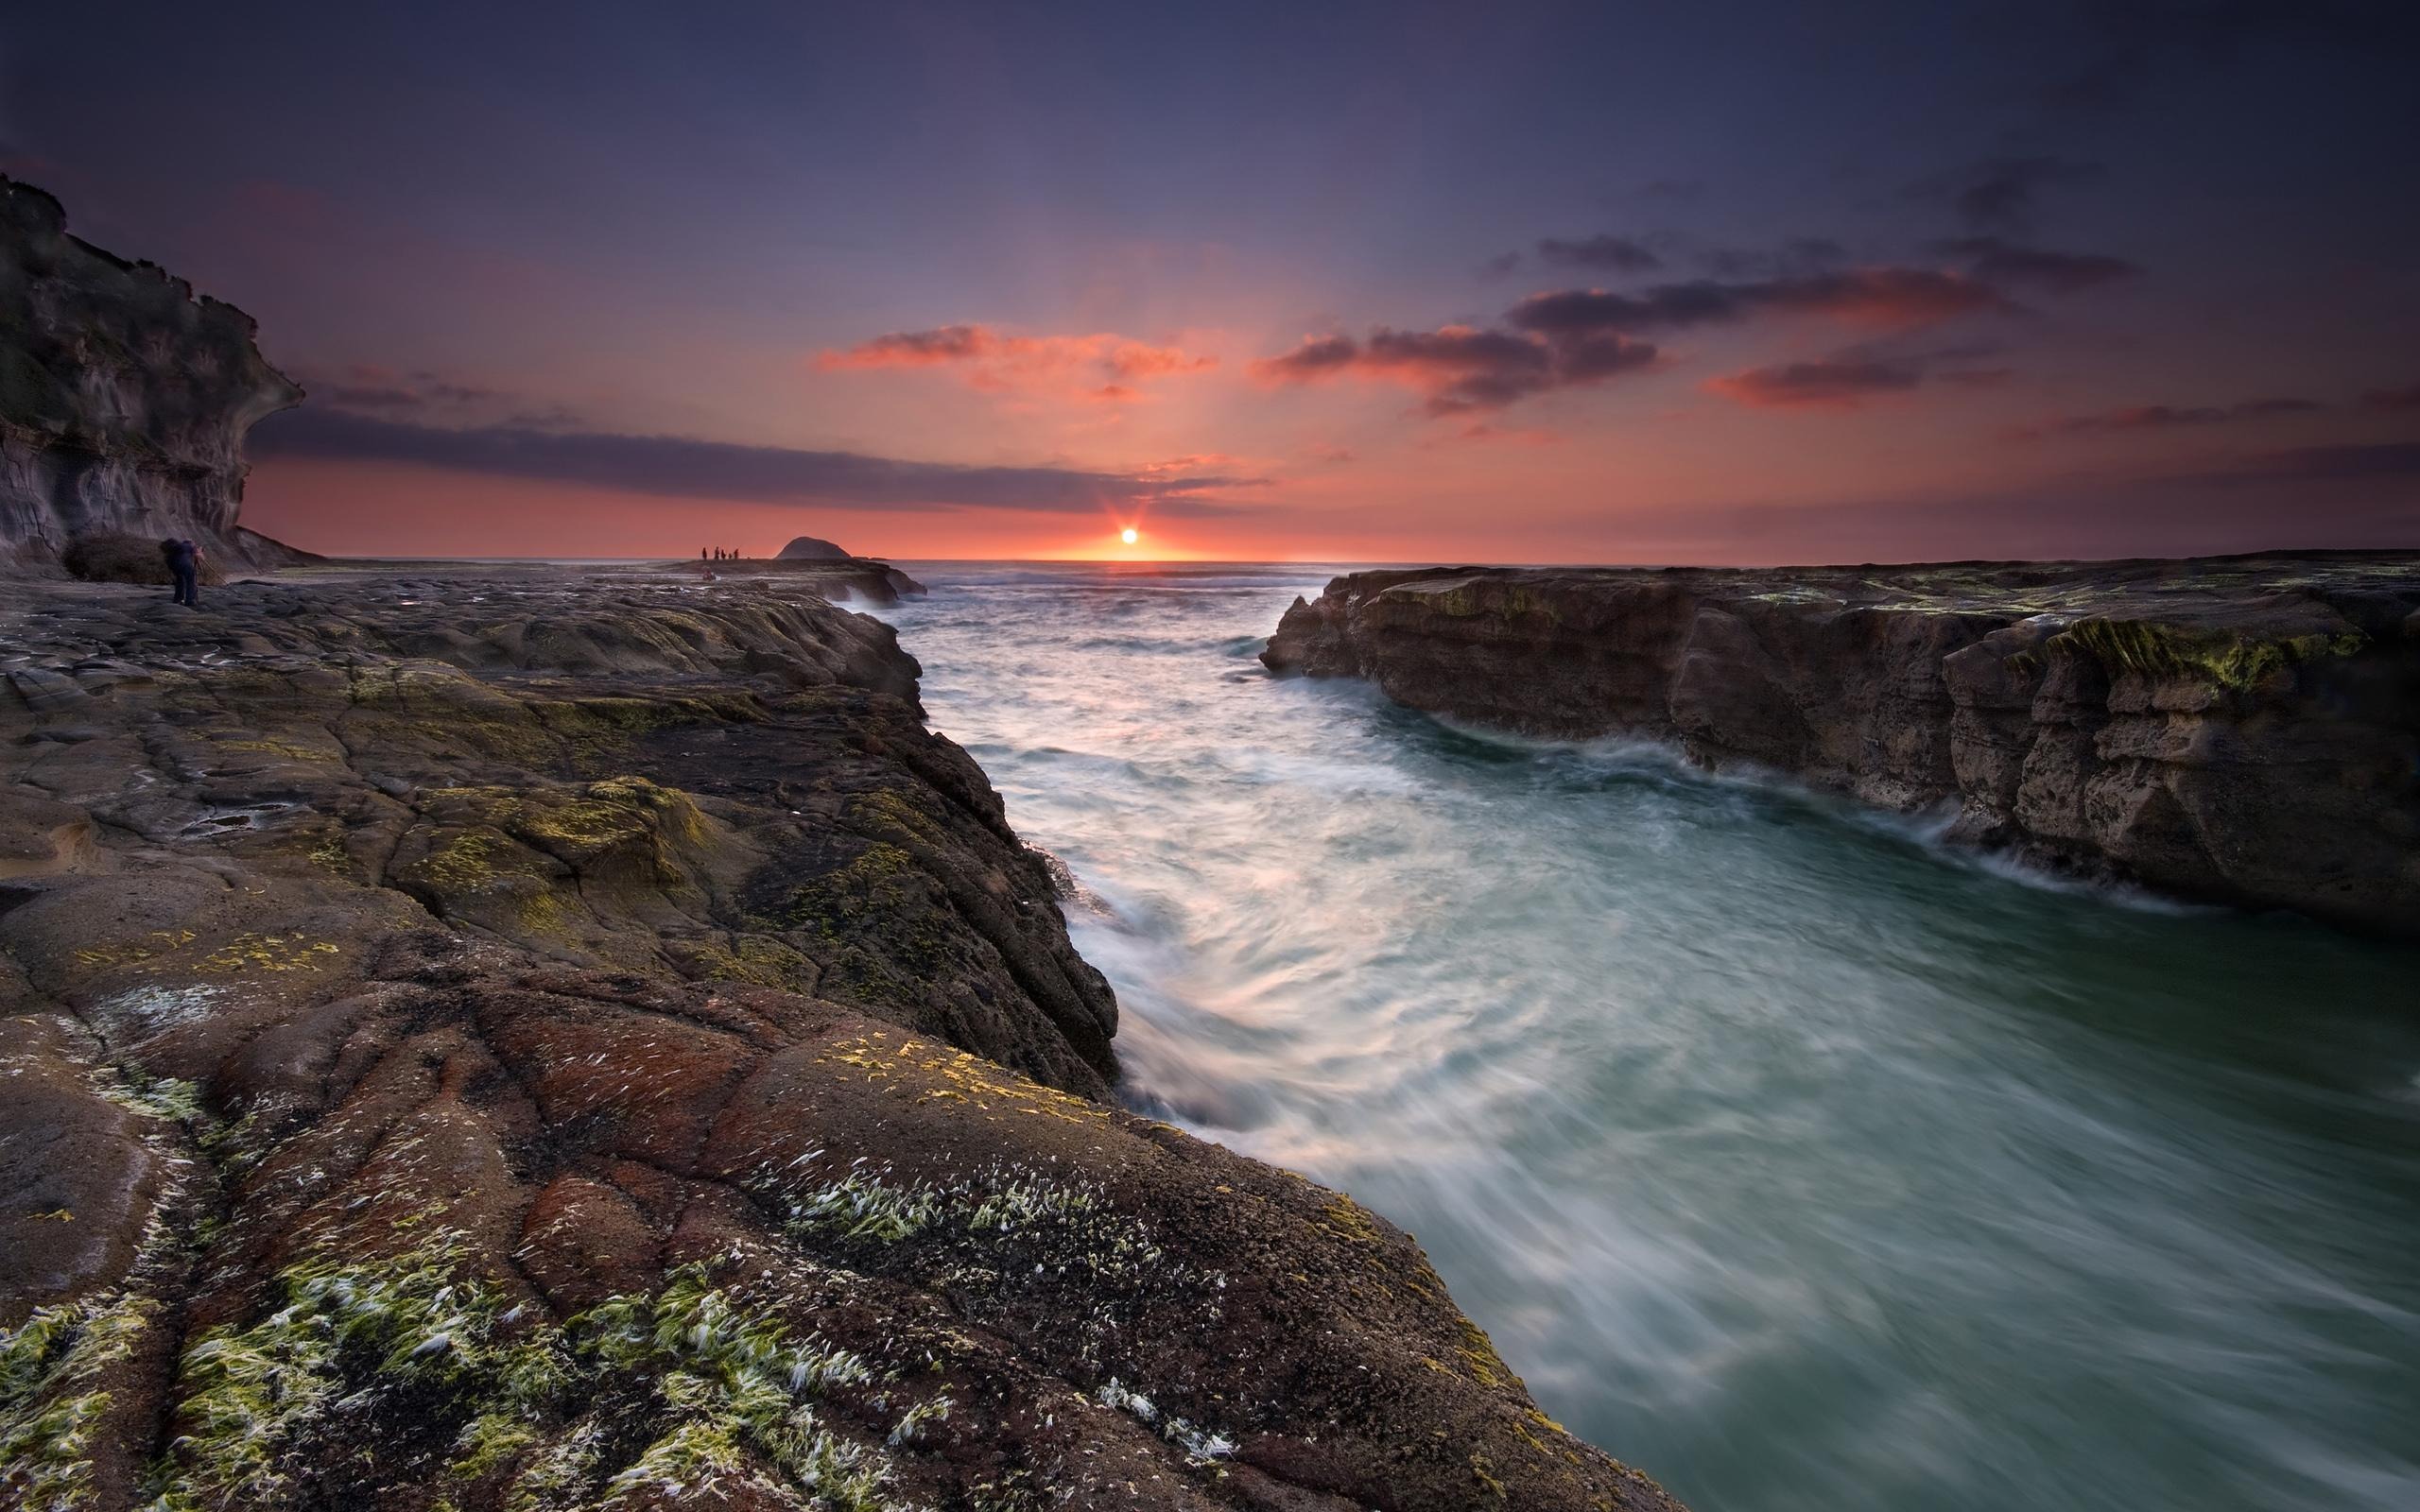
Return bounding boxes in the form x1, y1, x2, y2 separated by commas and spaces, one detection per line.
870, 559, 2420, 1512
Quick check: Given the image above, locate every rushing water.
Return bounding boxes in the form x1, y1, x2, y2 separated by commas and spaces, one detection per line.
869, 560, 2420, 1512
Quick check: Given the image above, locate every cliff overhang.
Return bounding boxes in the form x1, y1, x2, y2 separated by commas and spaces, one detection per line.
2, 176, 305, 571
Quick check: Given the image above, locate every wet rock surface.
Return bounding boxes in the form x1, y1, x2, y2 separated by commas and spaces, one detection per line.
287, 555, 930, 609
1264, 553, 2420, 936
0, 569, 1681, 1512
665, 555, 929, 605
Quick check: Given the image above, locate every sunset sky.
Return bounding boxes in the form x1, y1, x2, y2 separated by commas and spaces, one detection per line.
7, 0, 2418, 563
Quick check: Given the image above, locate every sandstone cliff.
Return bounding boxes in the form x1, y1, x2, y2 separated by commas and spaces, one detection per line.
0, 572, 1683, 1512
1, 177, 303, 571
1264, 555, 2420, 936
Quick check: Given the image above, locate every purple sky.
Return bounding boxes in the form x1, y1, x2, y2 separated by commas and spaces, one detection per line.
7, 0, 2418, 561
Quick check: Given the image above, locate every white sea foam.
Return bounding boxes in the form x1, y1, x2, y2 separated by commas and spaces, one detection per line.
891, 560, 2420, 1512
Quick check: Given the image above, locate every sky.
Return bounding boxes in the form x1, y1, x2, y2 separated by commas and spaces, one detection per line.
6, 0, 2419, 563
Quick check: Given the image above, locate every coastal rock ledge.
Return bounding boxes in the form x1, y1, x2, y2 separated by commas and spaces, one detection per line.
1263, 555, 2420, 936
0, 574, 1684, 1512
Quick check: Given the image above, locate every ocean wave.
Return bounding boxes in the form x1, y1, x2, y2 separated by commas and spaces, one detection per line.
887, 558, 2420, 1512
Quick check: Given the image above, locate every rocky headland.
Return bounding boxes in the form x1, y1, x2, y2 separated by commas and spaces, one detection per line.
666, 554, 928, 606
1, 178, 304, 573
1264, 557, 2420, 936
0, 572, 1682, 1512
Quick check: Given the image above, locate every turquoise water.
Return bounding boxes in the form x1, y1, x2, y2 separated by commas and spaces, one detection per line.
874, 561, 2420, 1512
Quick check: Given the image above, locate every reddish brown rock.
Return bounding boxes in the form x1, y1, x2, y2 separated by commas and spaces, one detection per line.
0, 573, 1683, 1512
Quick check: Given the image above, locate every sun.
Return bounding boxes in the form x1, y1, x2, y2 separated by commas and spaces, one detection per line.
1120, 527, 1139, 545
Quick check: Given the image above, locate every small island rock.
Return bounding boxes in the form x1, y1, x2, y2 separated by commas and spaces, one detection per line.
776, 535, 853, 560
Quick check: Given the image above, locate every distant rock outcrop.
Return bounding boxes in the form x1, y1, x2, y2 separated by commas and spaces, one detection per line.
776, 534, 851, 560
1265, 554, 2420, 936
1, 177, 305, 572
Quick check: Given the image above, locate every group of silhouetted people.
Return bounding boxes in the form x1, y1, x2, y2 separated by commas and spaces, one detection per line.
702, 547, 746, 560
159, 537, 202, 607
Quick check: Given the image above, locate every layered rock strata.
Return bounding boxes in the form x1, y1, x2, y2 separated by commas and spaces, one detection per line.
0, 573, 1683, 1512
1264, 555, 2420, 936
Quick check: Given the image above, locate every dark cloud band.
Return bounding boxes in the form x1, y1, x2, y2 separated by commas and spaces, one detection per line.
251, 409, 1265, 515
1252, 324, 1658, 415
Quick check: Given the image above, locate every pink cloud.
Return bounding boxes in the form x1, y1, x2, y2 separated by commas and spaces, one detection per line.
817, 323, 1217, 403
1706, 359, 1925, 409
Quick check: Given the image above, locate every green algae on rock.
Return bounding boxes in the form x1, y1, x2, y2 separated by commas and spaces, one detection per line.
0, 571, 1685, 1512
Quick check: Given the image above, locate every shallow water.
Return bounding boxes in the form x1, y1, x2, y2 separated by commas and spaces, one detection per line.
874, 560, 2420, 1512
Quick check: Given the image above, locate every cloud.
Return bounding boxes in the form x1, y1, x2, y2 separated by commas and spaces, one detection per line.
1253, 322, 1658, 416
1904, 156, 2102, 233
1452, 422, 1564, 446
250, 408, 1266, 515
2365, 379, 2420, 411
2014, 396, 2325, 438
1696, 237, 1847, 280
1534, 234, 1663, 273
1935, 236, 2140, 292
1506, 267, 2013, 337
1253, 334, 1361, 380
1255, 260, 2048, 417
1706, 359, 1925, 409
302, 365, 508, 415
821, 325, 990, 364
817, 323, 1217, 402
1936, 367, 2017, 389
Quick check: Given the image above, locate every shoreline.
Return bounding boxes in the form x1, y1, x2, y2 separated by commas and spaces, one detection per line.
1263, 555, 2420, 937
0, 566, 1685, 1512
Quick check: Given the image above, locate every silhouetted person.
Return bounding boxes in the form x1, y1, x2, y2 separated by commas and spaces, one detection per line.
160, 537, 201, 607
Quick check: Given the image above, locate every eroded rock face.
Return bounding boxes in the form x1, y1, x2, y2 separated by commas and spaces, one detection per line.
1264, 555, 2420, 936
0, 573, 1681, 1512
1, 178, 305, 571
